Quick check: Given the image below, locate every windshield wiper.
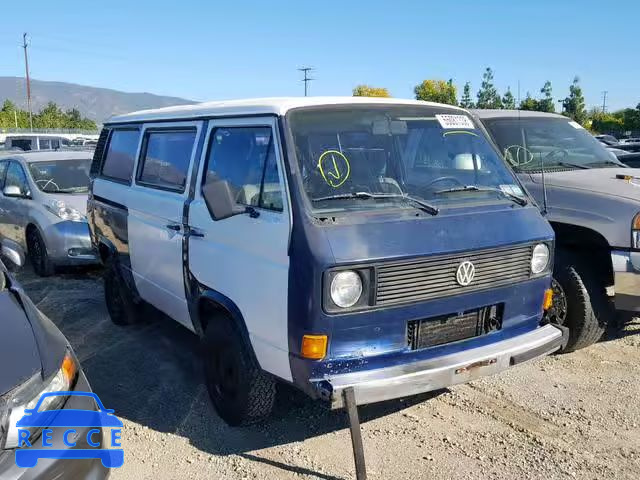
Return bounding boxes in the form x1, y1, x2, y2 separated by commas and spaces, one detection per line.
312, 192, 439, 215
552, 161, 590, 170
57, 187, 89, 193
434, 185, 528, 207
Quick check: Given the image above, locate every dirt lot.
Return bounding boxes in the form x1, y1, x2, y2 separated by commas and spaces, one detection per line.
14, 267, 640, 480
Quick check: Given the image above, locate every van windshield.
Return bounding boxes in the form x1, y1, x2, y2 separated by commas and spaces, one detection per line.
28, 159, 91, 194
483, 117, 623, 171
288, 105, 522, 214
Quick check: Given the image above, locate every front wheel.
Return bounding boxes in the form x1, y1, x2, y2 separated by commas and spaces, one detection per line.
203, 316, 275, 426
27, 228, 54, 277
550, 253, 608, 352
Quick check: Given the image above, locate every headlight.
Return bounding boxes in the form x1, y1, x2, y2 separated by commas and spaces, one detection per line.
531, 243, 550, 274
44, 199, 85, 222
330, 271, 363, 308
0, 351, 78, 449
632, 213, 640, 249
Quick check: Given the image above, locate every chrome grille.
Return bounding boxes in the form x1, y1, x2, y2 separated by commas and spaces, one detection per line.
376, 244, 534, 306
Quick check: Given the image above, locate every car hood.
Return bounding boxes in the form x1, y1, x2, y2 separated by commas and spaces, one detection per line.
529, 168, 640, 202
0, 264, 68, 397
322, 204, 553, 264
0, 285, 41, 397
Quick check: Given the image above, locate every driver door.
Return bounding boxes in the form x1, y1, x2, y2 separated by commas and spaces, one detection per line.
1, 161, 31, 249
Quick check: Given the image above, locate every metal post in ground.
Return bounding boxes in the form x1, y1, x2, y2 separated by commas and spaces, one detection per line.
343, 387, 367, 480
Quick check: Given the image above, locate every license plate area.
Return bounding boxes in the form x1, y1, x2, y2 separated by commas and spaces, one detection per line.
407, 304, 504, 350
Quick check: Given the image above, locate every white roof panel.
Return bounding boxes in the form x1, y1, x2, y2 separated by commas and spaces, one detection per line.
107, 96, 467, 124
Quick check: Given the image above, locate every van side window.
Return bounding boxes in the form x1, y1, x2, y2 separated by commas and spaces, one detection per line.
4, 162, 29, 195
101, 130, 140, 182
204, 127, 283, 212
138, 129, 196, 192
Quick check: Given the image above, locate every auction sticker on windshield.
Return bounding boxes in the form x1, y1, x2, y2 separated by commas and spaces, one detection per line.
435, 114, 475, 130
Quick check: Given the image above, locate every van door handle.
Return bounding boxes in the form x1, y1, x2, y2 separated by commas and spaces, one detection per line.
166, 224, 181, 232
187, 227, 205, 238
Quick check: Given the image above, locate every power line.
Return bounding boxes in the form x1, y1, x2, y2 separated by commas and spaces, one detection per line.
298, 67, 314, 96
22, 32, 33, 132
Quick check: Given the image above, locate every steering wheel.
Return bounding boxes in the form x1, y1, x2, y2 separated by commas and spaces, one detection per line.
543, 149, 569, 163
36, 179, 60, 191
426, 176, 465, 188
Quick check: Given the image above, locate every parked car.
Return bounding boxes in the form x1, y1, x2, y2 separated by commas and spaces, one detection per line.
3, 134, 71, 152
594, 134, 619, 146
473, 109, 640, 351
607, 147, 640, 168
88, 97, 565, 425
0, 151, 99, 276
0, 260, 108, 479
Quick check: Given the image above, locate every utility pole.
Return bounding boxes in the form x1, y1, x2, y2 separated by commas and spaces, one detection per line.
22, 33, 33, 131
298, 67, 314, 96
602, 90, 608, 114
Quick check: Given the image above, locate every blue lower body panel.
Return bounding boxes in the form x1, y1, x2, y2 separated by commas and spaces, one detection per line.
291, 276, 552, 400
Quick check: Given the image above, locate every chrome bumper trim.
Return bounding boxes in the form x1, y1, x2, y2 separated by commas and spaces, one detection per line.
313, 324, 564, 409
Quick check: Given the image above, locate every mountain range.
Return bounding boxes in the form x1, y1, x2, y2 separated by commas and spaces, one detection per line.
0, 76, 193, 123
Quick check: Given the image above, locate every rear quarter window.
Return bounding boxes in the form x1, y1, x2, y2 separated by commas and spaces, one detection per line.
101, 129, 141, 183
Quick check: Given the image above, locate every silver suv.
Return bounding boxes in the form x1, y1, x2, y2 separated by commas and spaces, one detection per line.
0, 151, 98, 276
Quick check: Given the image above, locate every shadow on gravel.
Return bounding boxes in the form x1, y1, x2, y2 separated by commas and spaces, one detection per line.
16, 267, 445, 479
600, 316, 640, 344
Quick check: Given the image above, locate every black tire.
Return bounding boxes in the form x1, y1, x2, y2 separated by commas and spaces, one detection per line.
203, 315, 275, 426
551, 251, 608, 352
103, 263, 139, 326
27, 228, 54, 277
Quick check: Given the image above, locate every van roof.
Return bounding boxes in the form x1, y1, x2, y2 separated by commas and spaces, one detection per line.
107, 96, 467, 124
0, 150, 93, 163
471, 109, 568, 120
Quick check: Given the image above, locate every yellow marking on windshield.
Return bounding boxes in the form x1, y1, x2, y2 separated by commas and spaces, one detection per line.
317, 150, 350, 188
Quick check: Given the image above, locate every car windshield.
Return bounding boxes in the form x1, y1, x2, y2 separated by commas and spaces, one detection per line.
483, 117, 623, 171
28, 159, 91, 193
288, 105, 522, 214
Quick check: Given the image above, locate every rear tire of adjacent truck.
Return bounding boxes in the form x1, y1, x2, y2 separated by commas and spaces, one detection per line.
103, 263, 140, 326
551, 251, 608, 352
202, 315, 276, 426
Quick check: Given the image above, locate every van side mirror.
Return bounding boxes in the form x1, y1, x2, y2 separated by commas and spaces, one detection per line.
202, 179, 254, 220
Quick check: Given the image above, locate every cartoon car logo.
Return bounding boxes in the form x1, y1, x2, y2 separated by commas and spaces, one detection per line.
15, 391, 123, 469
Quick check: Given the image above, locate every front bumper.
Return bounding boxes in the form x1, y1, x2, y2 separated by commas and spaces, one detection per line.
0, 371, 110, 480
311, 324, 565, 409
42, 221, 98, 266
611, 250, 640, 312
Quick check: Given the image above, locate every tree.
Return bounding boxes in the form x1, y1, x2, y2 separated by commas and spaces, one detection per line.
591, 110, 624, 135
519, 93, 539, 111
502, 87, 516, 109
414, 79, 457, 105
0, 98, 97, 130
538, 81, 555, 113
459, 82, 474, 108
476, 67, 502, 109
562, 76, 587, 125
352, 85, 391, 98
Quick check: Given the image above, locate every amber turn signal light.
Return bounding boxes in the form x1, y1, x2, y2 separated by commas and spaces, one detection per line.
301, 335, 328, 360
542, 288, 554, 311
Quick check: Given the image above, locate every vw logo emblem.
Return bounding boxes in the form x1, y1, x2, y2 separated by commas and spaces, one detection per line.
456, 261, 476, 286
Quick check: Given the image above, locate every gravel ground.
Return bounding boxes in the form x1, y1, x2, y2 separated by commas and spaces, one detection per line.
14, 267, 640, 480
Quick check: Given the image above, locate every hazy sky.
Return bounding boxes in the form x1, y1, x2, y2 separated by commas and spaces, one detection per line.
0, 0, 637, 111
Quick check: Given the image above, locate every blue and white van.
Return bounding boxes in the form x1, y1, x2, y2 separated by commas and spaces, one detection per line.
87, 97, 565, 425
